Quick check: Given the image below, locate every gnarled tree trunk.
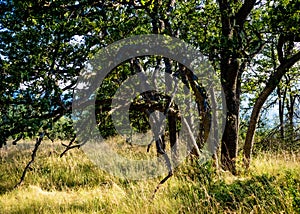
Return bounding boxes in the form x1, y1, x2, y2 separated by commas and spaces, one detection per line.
220, 64, 241, 175
218, 0, 257, 175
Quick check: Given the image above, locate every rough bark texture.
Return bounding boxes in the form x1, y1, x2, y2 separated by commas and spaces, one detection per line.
220, 66, 240, 175
218, 0, 256, 174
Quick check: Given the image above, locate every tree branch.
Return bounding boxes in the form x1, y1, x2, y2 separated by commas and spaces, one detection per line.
14, 133, 44, 188
277, 34, 285, 64
60, 135, 80, 157
235, 0, 257, 27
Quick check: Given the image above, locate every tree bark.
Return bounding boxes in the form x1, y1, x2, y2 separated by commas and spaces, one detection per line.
217, 0, 256, 174
220, 65, 240, 175
277, 85, 286, 139
210, 86, 220, 169
287, 82, 296, 141
168, 113, 178, 165
244, 51, 300, 169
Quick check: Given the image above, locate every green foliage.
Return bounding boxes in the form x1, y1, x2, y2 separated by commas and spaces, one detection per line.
0, 0, 147, 145
0, 0, 299, 181
47, 117, 75, 141
212, 174, 286, 212
1, 2, 300, 213
285, 171, 300, 213
250, 127, 300, 154
95, 61, 151, 138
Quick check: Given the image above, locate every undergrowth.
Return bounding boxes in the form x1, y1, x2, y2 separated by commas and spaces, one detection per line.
0, 139, 299, 213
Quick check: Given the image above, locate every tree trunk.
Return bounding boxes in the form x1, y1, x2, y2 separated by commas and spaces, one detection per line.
219, 57, 242, 175
168, 113, 178, 166
287, 85, 295, 141
217, 0, 257, 175
220, 74, 240, 175
210, 86, 220, 169
277, 86, 285, 139
244, 51, 300, 169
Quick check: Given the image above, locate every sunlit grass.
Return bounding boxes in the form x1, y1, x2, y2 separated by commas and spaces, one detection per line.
251, 151, 300, 176
0, 138, 299, 213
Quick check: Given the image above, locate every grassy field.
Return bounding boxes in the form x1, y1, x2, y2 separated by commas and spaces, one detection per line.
0, 137, 300, 213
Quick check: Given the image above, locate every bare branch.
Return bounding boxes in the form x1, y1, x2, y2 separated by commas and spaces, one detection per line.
14, 133, 44, 188
152, 171, 173, 199
60, 135, 80, 157
182, 118, 201, 156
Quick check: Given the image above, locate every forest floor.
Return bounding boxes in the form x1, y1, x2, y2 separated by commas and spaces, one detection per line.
0, 137, 300, 213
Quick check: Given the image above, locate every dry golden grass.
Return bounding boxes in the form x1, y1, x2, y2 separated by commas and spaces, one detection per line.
0, 138, 299, 213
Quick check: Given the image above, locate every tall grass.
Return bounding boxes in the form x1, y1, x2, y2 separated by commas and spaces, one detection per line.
0, 138, 299, 213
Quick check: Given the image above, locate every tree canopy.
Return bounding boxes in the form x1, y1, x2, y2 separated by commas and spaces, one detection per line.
0, 0, 299, 174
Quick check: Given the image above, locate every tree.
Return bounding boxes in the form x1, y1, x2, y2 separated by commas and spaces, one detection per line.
0, 0, 141, 147
1, 0, 299, 178
182, 0, 263, 173
0, 1, 212, 187
243, 0, 300, 168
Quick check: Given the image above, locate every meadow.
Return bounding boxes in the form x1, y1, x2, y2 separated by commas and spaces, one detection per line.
0, 137, 299, 214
